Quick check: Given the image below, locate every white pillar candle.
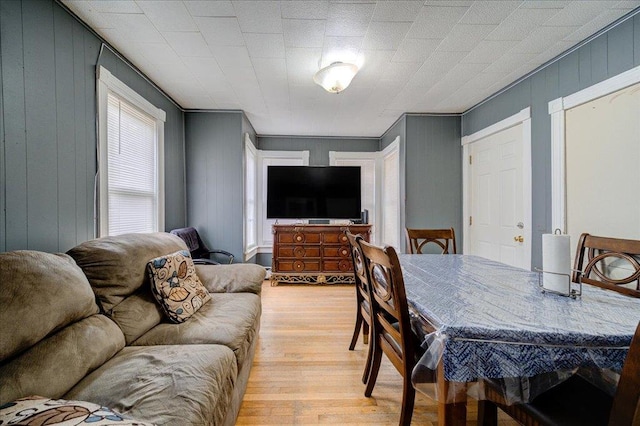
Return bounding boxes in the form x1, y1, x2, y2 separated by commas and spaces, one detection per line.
542, 233, 571, 293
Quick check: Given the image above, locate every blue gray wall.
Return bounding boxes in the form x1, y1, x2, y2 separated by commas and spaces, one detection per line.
380, 114, 462, 252
405, 115, 462, 250
462, 12, 640, 268
185, 111, 246, 262
257, 136, 379, 165
0, 0, 186, 253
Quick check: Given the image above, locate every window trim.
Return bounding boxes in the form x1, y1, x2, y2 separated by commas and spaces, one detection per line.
256, 150, 309, 254
243, 133, 259, 261
97, 66, 166, 237
329, 150, 379, 243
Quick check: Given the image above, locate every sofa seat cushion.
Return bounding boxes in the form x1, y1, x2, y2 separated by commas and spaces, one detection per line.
0, 396, 155, 425
147, 250, 211, 323
132, 293, 261, 367
0, 314, 126, 405
195, 264, 266, 294
65, 345, 237, 426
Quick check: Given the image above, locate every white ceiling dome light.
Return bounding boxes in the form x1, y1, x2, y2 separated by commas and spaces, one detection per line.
313, 62, 359, 94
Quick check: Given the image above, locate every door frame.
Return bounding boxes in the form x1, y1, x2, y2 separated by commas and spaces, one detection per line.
548, 65, 640, 233
461, 107, 532, 269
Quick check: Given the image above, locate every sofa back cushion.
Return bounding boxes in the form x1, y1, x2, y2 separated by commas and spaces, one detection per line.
67, 232, 188, 343
0, 250, 125, 404
0, 251, 100, 362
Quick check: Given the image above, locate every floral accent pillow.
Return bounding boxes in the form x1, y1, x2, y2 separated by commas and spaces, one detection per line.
147, 250, 211, 323
0, 396, 155, 425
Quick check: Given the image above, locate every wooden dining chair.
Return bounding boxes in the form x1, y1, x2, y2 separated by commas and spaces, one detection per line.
405, 227, 457, 254
359, 239, 423, 426
478, 321, 640, 426
346, 232, 375, 385
572, 233, 640, 298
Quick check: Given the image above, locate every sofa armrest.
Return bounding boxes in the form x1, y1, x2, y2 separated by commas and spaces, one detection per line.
195, 264, 266, 294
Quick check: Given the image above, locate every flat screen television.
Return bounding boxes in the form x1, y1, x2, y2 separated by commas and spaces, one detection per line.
267, 166, 361, 220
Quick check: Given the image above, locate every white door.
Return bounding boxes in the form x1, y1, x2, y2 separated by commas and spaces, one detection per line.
468, 123, 527, 268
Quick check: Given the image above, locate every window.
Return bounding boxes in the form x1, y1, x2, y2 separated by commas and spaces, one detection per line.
244, 134, 258, 260
257, 150, 309, 251
329, 137, 401, 248
329, 151, 378, 242
242, 144, 309, 258
97, 66, 165, 237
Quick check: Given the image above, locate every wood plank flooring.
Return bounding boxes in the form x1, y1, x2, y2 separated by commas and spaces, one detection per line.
236, 282, 518, 425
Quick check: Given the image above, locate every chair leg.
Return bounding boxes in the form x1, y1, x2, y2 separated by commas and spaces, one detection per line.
477, 399, 498, 426
399, 377, 416, 426
361, 322, 374, 384
364, 340, 382, 397
362, 320, 369, 345
349, 311, 363, 350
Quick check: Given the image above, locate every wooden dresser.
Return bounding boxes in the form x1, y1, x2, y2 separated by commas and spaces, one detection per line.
271, 224, 372, 285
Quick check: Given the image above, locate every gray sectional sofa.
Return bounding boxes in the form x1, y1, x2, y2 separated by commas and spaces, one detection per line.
0, 232, 266, 425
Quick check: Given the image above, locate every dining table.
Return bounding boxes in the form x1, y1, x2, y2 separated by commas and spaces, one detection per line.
399, 254, 640, 426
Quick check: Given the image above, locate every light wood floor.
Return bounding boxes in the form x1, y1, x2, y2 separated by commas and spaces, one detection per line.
236, 282, 517, 425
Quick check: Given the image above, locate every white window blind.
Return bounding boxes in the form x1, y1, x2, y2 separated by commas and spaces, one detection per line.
105, 93, 158, 235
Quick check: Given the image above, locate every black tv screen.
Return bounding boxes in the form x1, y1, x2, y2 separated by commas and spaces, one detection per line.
267, 166, 361, 220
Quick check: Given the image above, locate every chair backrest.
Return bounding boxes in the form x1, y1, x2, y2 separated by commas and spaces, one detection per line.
170, 227, 208, 259
572, 233, 640, 298
359, 240, 417, 375
609, 321, 640, 426
405, 228, 457, 254
346, 232, 370, 303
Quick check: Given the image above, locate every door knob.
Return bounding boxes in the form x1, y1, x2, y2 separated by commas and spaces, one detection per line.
514, 235, 524, 243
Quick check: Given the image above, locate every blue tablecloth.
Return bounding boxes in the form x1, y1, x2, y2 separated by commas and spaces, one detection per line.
400, 254, 640, 384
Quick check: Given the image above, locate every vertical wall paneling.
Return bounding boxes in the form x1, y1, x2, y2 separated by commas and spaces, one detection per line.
186, 112, 244, 262
608, 19, 634, 77
635, 14, 640, 64
462, 12, 640, 268
578, 45, 592, 88
1, 0, 28, 251
1, 0, 185, 252
590, 34, 609, 83
83, 34, 99, 242
23, 1, 59, 252
0, 7, 4, 252
559, 51, 580, 97
54, 5, 77, 251
72, 20, 90, 246
405, 116, 462, 251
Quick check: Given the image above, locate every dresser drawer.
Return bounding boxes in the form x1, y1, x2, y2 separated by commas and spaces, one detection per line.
278, 232, 321, 244
323, 259, 352, 272
322, 245, 351, 258
277, 246, 321, 258
276, 260, 321, 272
323, 232, 349, 244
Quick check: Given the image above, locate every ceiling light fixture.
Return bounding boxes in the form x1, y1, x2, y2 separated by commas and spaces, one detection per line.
313, 62, 359, 94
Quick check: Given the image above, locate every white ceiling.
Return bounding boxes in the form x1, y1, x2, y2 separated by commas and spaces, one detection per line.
62, 0, 639, 137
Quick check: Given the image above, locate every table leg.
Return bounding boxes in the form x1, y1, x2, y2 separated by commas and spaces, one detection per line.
437, 361, 467, 425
